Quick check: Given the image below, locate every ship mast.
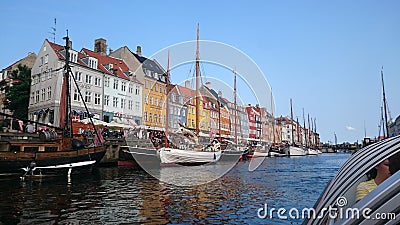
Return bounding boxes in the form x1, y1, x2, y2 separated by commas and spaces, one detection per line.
165, 50, 170, 148
195, 23, 200, 136
290, 98, 294, 146
381, 67, 389, 138
234, 68, 237, 145
62, 31, 73, 138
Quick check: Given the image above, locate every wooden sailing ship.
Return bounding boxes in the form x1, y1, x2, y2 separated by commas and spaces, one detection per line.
0, 33, 106, 176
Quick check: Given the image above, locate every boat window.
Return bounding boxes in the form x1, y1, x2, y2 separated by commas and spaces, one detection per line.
10, 146, 20, 152
24, 147, 39, 153
0, 141, 10, 152
45, 147, 58, 152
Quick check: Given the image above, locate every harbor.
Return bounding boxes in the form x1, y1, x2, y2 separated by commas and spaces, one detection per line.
1, 1, 400, 224
0, 153, 350, 225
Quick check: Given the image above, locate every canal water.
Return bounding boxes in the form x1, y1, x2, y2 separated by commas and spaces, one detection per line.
0, 153, 350, 225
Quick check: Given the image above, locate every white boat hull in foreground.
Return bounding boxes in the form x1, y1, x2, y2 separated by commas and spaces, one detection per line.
285, 146, 307, 156
158, 148, 222, 165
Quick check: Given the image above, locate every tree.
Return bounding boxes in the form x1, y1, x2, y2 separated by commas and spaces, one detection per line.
4, 64, 31, 119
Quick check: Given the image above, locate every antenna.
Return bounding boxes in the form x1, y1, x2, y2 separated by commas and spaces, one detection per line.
49, 18, 56, 43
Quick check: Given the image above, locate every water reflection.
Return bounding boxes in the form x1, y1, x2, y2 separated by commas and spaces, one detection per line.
0, 153, 350, 224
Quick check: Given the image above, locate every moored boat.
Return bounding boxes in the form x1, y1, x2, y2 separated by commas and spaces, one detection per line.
0, 34, 106, 176
285, 145, 307, 156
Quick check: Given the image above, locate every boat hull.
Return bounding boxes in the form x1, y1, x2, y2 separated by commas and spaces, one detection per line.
159, 147, 222, 165
285, 146, 307, 156
0, 146, 106, 175
306, 148, 319, 155
126, 146, 160, 170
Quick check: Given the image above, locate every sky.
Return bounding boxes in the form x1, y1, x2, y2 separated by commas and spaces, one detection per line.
1, 0, 399, 144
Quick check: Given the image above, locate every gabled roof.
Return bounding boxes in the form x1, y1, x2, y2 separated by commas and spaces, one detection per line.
176, 85, 196, 98
81, 48, 132, 82
47, 39, 87, 67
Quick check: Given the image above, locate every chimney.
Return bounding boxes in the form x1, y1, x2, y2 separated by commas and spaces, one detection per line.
205, 82, 211, 89
67, 40, 72, 49
109, 48, 113, 55
185, 80, 190, 88
94, 38, 107, 55
136, 46, 142, 56
218, 91, 222, 98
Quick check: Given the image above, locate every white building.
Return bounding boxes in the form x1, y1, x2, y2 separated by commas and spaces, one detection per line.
29, 39, 103, 126
82, 39, 142, 126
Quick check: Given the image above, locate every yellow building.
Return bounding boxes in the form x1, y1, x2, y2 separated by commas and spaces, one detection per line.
110, 46, 167, 130
142, 75, 167, 130
176, 82, 207, 134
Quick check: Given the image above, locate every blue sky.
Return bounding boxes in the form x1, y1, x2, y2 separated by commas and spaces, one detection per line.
1, 0, 399, 143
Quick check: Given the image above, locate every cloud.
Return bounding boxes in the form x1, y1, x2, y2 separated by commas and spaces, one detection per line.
346, 126, 355, 131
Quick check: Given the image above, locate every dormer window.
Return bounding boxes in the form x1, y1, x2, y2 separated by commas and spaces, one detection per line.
88, 57, 98, 69
68, 50, 78, 63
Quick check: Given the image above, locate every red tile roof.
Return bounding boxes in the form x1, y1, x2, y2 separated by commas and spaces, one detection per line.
81, 48, 131, 81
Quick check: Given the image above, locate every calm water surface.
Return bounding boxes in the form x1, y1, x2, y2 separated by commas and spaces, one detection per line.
0, 153, 350, 225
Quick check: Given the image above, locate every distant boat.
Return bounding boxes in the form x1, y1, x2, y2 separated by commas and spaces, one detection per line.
157, 24, 222, 166
284, 99, 307, 156
0, 34, 106, 177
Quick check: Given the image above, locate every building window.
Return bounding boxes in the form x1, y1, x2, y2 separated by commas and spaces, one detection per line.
35, 91, 39, 103
128, 100, 133, 110
30, 92, 34, 104
104, 77, 110, 87
121, 81, 126, 92
135, 85, 139, 95
121, 98, 125, 109
47, 87, 51, 100
74, 72, 81, 82
94, 77, 101, 87
85, 74, 92, 84
41, 89, 45, 101
144, 112, 147, 121
149, 113, 152, 123
113, 97, 118, 107
104, 95, 109, 106
135, 101, 140, 111
85, 91, 91, 103
94, 93, 101, 105
128, 84, 133, 93
113, 79, 118, 89
154, 114, 158, 124
73, 89, 80, 101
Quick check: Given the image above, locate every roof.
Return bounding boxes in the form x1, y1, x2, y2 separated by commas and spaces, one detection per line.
47, 40, 87, 67
81, 48, 131, 81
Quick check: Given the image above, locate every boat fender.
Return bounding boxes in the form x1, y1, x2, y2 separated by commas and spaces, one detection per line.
72, 139, 85, 150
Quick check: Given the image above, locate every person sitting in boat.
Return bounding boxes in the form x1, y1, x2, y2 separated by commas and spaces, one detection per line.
356, 158, 391, 202
26, 122, 35, 133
